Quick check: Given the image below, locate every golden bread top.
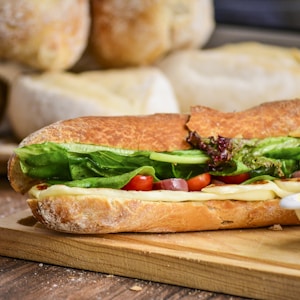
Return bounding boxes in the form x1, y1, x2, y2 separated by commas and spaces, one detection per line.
188, 99, 300, 138
18, 113, 190, 151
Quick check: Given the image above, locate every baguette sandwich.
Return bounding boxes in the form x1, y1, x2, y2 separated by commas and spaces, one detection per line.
8, 99, 300, 234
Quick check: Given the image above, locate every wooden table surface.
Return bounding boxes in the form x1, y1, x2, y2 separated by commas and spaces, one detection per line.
0, 175, 251, 300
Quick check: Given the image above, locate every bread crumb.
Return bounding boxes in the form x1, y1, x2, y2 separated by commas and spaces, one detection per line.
268, 224, 283, 231
129, 285, 143, 291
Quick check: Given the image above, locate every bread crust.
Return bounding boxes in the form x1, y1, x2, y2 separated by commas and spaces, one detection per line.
27, 195, 300, 234
188, 99, 300, 138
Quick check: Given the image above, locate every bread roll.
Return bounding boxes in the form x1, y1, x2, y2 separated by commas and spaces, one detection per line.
89, 0, 215, 68
0, 0, 90, 71
7, 67, 179, 140
0, 79, 7, 122
157, 42, 300, 113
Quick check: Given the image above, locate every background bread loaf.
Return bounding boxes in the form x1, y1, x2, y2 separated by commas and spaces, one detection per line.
0, 0, 90, 71
89, 0, 215, 68
157, 42, 300, 112
7, 68, 180, 140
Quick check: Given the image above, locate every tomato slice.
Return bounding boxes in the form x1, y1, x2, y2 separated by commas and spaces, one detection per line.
187, 173, 211, 191
216, 173, 250, 184
122, 175, 153, 191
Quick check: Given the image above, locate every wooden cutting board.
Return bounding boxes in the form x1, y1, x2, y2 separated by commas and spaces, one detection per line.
0, 209, 300, 300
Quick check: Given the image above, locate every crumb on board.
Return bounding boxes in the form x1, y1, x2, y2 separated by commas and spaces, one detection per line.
129, 285, 143, 291
268, 224, 283, 231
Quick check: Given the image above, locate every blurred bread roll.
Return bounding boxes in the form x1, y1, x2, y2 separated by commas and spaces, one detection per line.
8, 67, 179, 140
0, 79, 7, 123
157, 42, 300, 112
0, 0, 90, 71
90, 0, 215, 68
215, 42, 300, 66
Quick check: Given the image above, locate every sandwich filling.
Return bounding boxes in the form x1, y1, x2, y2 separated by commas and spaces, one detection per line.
14, 134, 300, 202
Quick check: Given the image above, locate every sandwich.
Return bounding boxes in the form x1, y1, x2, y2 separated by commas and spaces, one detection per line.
7, 99, 300, 234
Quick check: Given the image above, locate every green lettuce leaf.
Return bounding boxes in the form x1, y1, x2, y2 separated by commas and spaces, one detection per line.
15, 135, 300, 189
187, 133, 300, 177
49, 166, 157, 189
15, 142, 208, 188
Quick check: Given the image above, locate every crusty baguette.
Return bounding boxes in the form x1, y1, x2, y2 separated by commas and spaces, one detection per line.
8, 99, 300, 233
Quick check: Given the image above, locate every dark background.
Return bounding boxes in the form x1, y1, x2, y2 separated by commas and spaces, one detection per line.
214, 0, 300, 31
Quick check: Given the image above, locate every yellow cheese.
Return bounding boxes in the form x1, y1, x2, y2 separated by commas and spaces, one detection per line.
29, 180, 300, 203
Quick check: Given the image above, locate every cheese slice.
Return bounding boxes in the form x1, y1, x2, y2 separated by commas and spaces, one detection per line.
29, 180, 300, 203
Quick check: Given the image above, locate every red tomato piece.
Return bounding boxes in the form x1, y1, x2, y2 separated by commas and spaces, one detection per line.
122, 175, 153, 191
36, 183, 49, 190
187, 173, 211, 191
216, 173, 250, 184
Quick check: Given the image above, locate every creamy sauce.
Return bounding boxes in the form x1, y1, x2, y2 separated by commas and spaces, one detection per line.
280, 192, 300, 221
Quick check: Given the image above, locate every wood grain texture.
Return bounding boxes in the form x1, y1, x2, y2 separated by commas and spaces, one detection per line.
1, 207, 299, 300
1, 257, 227, 300
0, 177, 248, 300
